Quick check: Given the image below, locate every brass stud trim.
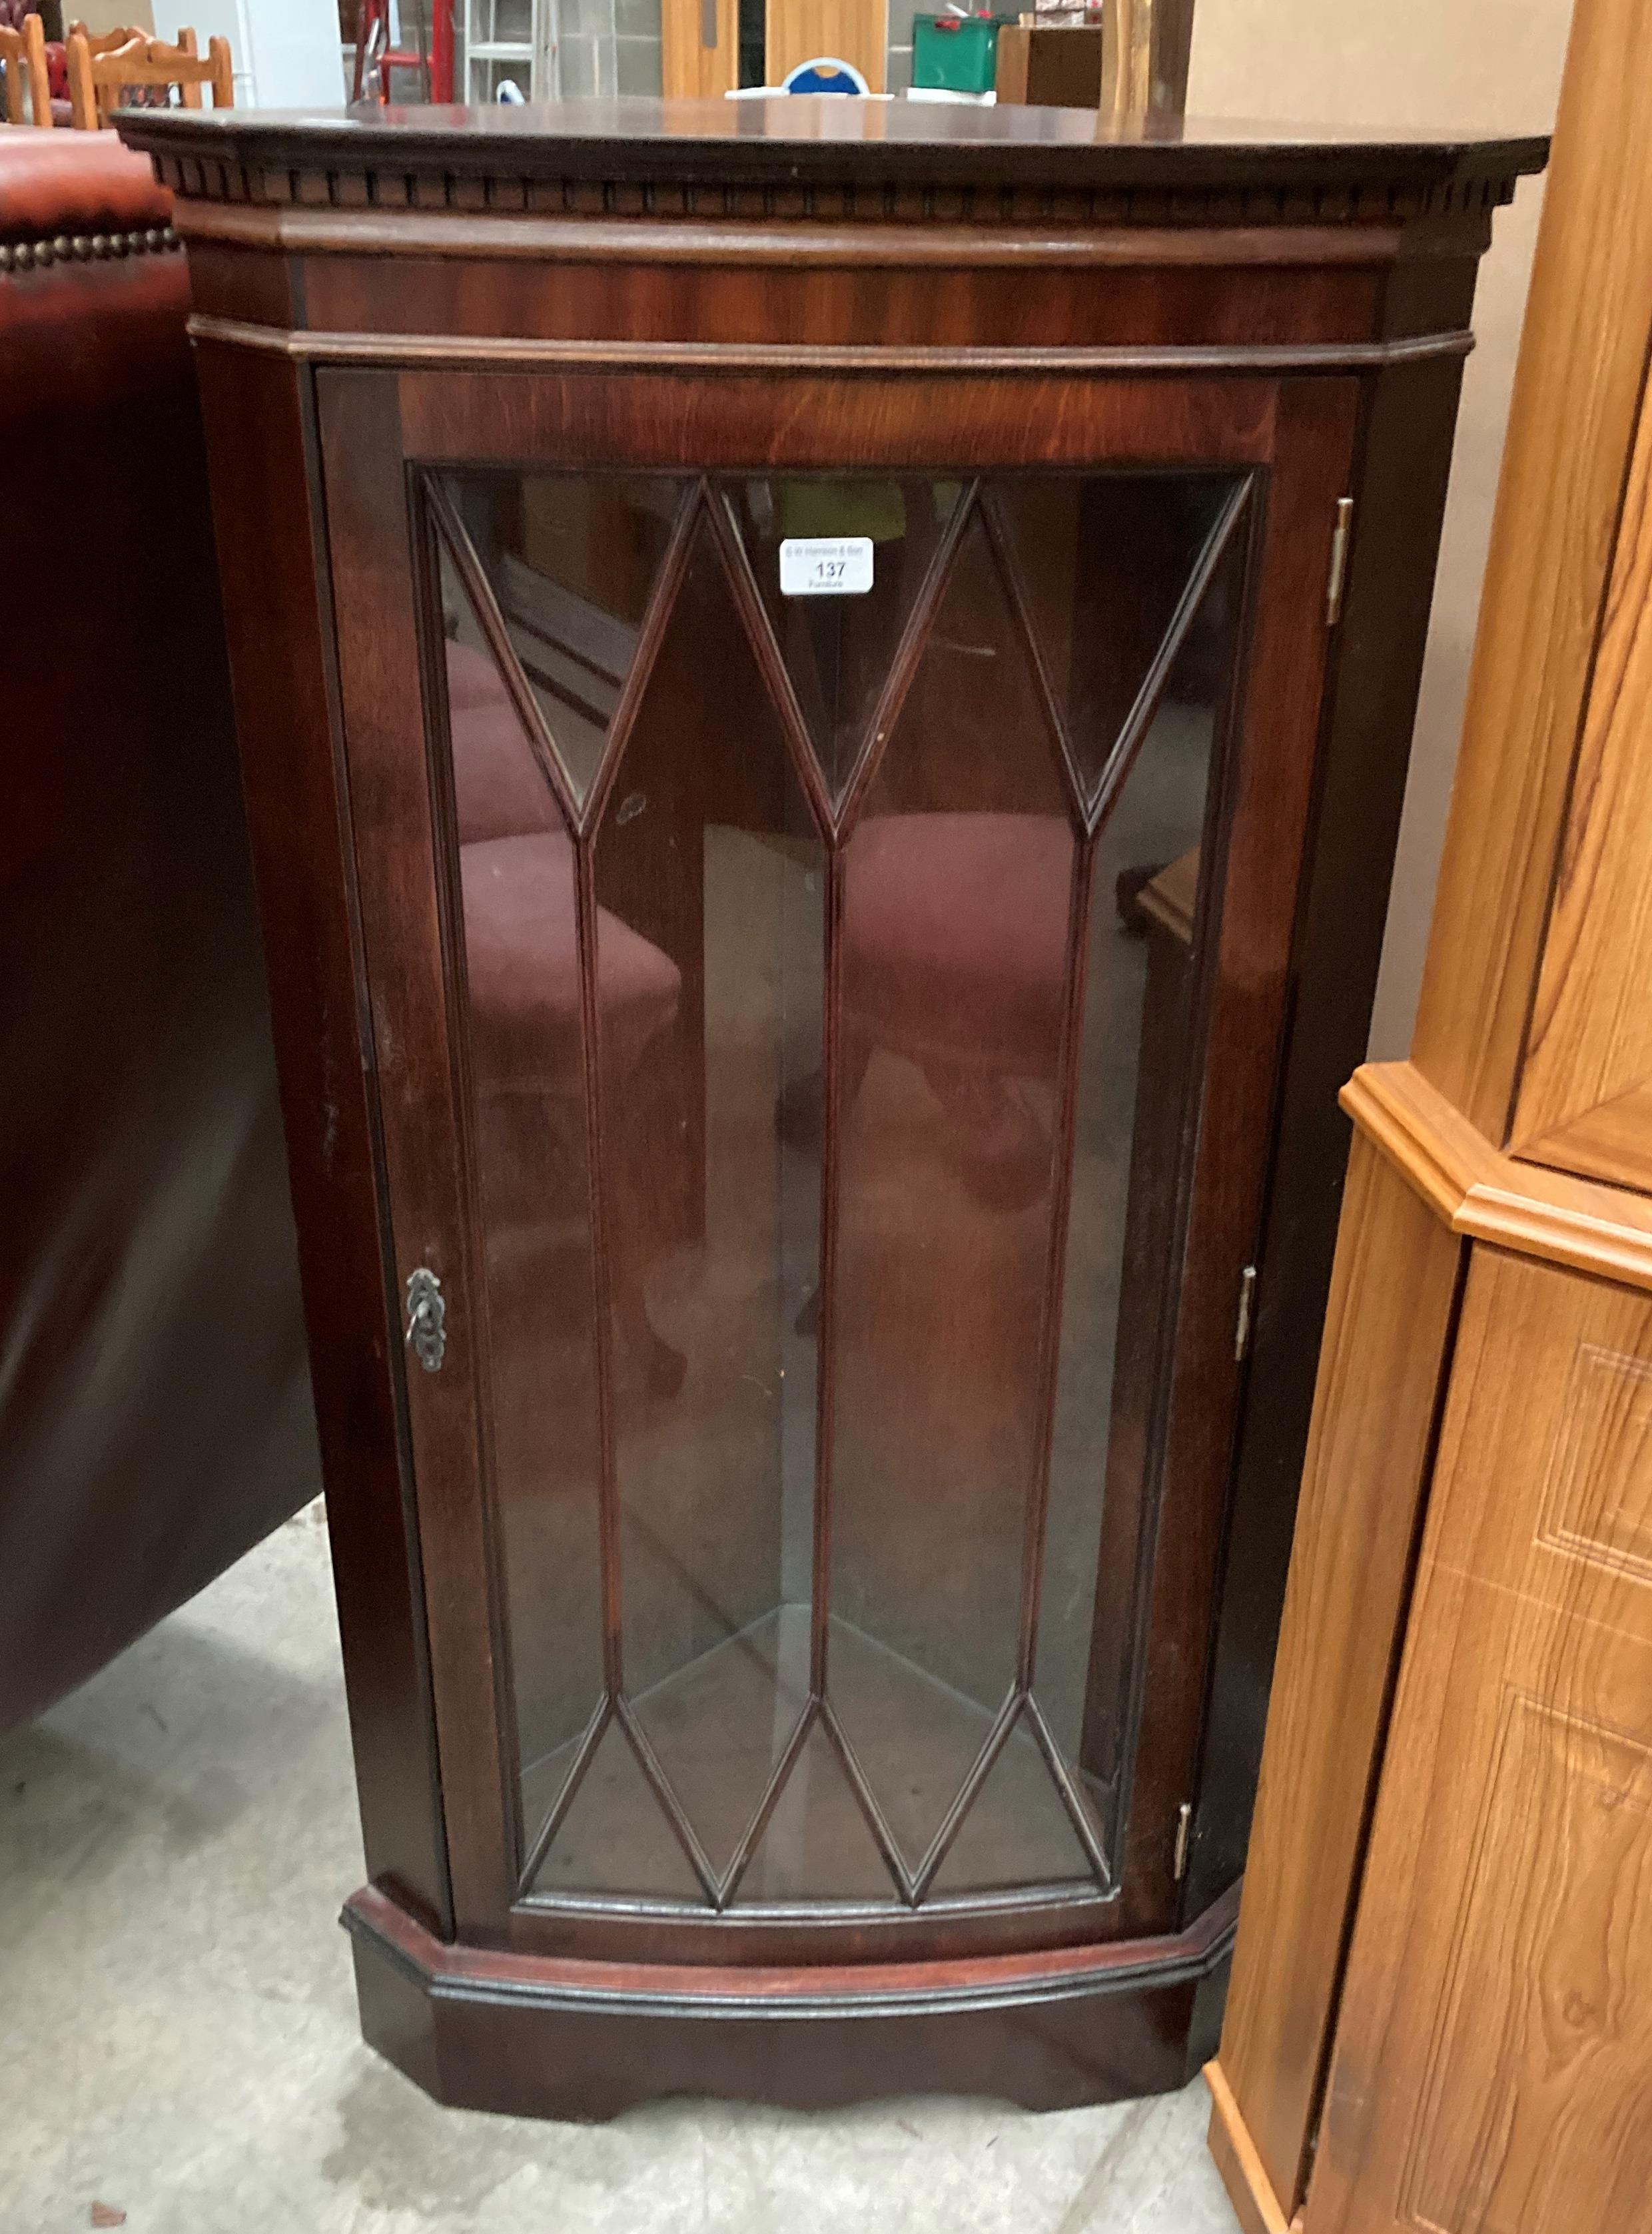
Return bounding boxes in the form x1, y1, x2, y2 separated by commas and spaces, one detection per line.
0, 223, 182, 274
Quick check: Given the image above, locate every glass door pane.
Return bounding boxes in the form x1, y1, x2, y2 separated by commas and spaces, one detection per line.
419, 464, 1251, 1914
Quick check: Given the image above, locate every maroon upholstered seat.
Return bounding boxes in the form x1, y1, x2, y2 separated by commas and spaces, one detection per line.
446, 637, 511, 713
460, 832, 681, 1090
843, 812, 1072, 1075
450, 701, 562, 846
442, 639, 564, 847
459, 829, 686, 1391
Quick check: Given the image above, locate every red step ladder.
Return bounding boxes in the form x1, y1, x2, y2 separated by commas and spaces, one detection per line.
351, 0, 453, 103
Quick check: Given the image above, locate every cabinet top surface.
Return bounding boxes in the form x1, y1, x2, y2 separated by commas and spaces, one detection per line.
119, 98, 1545, 214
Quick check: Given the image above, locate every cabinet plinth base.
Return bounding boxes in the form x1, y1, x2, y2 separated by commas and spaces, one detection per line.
343, 1884, 1239, 2120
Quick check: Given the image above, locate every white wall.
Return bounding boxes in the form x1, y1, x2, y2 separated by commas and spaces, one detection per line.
73, 0, 156, 29
1187, 0, 1575, 1055
181, 0, 347, 108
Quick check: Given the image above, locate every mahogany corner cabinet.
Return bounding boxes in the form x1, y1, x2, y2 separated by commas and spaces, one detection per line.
120, 101, 1543, 2119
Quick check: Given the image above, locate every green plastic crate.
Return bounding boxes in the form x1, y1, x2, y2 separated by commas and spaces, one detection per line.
911, 13, 1007, 94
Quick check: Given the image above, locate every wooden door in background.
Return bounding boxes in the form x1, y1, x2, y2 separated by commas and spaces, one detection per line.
1308, 1246, 1652, 2233
661, 0, 739, 97
765, 0, 887, 89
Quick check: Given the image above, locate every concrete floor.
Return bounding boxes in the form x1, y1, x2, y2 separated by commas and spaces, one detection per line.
0, 1502, 1240, 2234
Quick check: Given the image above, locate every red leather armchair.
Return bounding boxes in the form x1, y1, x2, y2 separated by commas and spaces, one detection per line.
0, 132, 319, 1731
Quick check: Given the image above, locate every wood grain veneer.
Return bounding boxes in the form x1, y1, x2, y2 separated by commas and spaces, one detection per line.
1344, 1060, 1652, 1295
346, 1877, 1242, 2115
1410, 0, 1652, 1140
1308, 1250, 1652, 2233
1214, 1049, 1652, 2223
123, 101, 1545, 230
1206, 2055, 1300, 2234
1211, 6, 1652, 2227
763, 0, 887, 93
1509, 356, 1652, 1192
314, 369, 520, 1937
661, 0, 739, 99
1208, 1137, 1462, 2219
1207, 1144, 1466, 2225
1186, 339, 1474, 1930
189, 340, 451, 1934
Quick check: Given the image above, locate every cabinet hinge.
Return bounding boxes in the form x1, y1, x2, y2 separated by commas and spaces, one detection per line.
1173, 1801, 1192, 1883
1325, 496, 1354, 625
1234, 1264, 1258, 1363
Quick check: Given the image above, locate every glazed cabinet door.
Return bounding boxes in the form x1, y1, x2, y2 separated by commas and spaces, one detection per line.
316, 366, 1356, 1953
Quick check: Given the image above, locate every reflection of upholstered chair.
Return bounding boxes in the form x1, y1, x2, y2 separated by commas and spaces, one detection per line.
462, 833, 681, 1093
446, 649, 560, 845
446, 645, 686, 1391
446, 637, 510, 716
841, 812, 1072, 1211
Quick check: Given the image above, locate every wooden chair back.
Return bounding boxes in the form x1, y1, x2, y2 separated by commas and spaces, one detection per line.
0, 11, 51, 127
65, 25, 232, 129
67, 22, 152, 56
